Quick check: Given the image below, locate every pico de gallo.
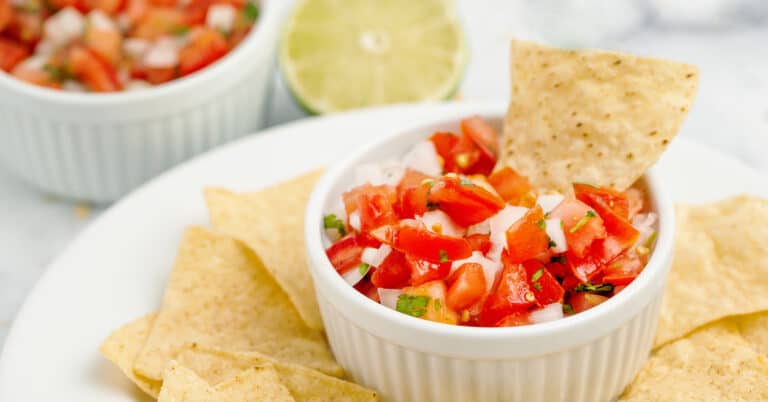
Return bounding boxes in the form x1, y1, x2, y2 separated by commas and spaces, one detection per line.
323, 115, 658, 327
0, 0, 258, 91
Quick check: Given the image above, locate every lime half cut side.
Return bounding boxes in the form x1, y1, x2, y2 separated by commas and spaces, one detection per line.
280, 0, 468, 114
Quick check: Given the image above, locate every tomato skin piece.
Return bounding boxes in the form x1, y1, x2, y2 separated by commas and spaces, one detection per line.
487, 166, 537, 207
408, 254, 451, 286
179, 27, 229, 76
466, 233, 492, 254
523, 260, 564, 305
0, 38, 29, 72
446, 263, 486, 311
574, 183, 629, 219
569, 292, 609, 314
370, 250, 411, 288
354, 278, 379, 302
478, 252, 536, 326
549, 197, 607, 258
460, 115, 499, 164
390, 224, 472, 263
429, 131, 458, 171
428, 175, 504, 227
68, 45, 123, 92
505, 206, 549, 264
395, 169, 431, 219
603, 253, 644, 286
325, 233, 379, 274
450, 131, 496, 176
579, 191, 639, 263
342, 184, 398, 232
565, 250, 603, 284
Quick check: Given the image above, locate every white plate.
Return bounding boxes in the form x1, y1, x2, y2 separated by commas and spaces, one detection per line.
1, 102, 766, 402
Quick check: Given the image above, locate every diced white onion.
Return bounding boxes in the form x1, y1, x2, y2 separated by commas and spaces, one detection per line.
537, 194, 564, 214
530, 303, 564, 324
353, 160, 405, 187
545, 218, 567, 253
416, 210, 464, 238
361, 244, 391, 268
488, 205, 529, 261
125, 80, 151, 91
116, 13, 131, 32
348, 211, 361, 232
123, 38, 150, 59
342, 266, 366, 286
401, 140, 442, 177
378, 288, 402, 310
467, 219, 491, 235
632, 212, 658, 249
143, 37, 179, 68
206, 4, 237, 33
62, 81, 85, 92
44, 7, 85, 47
450, 251, 501, 292
88, 9, 117, 31
34, 40, 55, 56
16, 55, 47, 70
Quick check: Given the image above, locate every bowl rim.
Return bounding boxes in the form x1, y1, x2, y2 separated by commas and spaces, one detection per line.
305, 110, 675, 358
0, 0, 282, 105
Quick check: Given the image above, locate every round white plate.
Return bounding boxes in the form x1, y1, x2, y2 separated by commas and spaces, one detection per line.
1, 102, 766, 402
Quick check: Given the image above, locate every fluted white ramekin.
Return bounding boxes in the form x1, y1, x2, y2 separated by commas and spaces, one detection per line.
0, 0, 286, 203
305, 114, 675, 402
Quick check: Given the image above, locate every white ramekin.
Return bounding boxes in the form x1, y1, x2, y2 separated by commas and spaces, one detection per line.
0, 0, 287, 203
305, 114, 675, 402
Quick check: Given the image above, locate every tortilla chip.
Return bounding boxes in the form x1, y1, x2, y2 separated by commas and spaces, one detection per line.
620, 321, 768, 401
502, 40, 698, 193
205, 169, 324, 330
133, 226, 340, 381
158, 360, 295, 402
99, 313, 162, 397
734, 312, 768, 355
176, 345, 379, 401
655, 195, 768, 347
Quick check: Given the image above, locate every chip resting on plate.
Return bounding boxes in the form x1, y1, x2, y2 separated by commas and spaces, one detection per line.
158, 360, 295, 402
619, 321, 768, 401
99, 313, 162, 397
502, 40, 699, 193
205, 169, 325, 330
175, 345, 379, 401
655, 195, 768, 347
133, 226, 341, 382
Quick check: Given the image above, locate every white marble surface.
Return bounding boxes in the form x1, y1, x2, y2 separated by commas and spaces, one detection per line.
1, 1, 767, 349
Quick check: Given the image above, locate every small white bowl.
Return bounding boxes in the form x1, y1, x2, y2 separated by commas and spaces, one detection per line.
305, 114, 675, 402
0, 1, 287, 202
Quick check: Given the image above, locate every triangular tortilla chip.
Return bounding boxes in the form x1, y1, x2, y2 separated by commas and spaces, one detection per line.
620, 321, 768, 401
733, 312, 768, 355
176, 345, 379, 401
99, 313, 162, 397
205, 169, 325, 330
133, 227, 341, 381
158, 360, 295, 402
655, 195, 768, 348
503, 40, 699, 192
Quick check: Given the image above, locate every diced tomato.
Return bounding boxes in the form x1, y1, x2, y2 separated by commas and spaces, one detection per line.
549, 197, 606, 258
68, 45, 123, 92
487, 166, 536, 207
625, 187, 644, 220
446, 263, 486, 311
143, 66, 176, 84
505, 206, 549, 263
0, 0, 12, 32
560, 272, 581, 291
47, 0, 86, 11
395, 169, 431, 219
574, 183, 630, 219
429, 131, 458, 171
494, 311, 530, 327
11, 62, 62, 88
522, 260, 564, 305
131, 7, 185, 39
386, 224, 472, 263
342, 184, 398, 232
579, 190, 639, 263
602, 253, 644, 286
82, 0, 124, 14
428, 175, 504, 226
449, 131, 496, 176
460, 115, 499, 165
84, 26, 122, 65
178, 27, 228, 76
370, 250, 411, 288
147, 0, 175, 6
122, 0, 148, 26
401, 280, 458, 324
466, 233, 491, 254
568, 292, 609, 314
545, 259, 568, 279
407, 254, 451, 286
612, 285, 627, 295
565, 250, 602, 284
7, 11, 43, 44
354, 278, 379, 302
325, 233, 379, 274
0, 38, 29, 71
478, 251, 536, 326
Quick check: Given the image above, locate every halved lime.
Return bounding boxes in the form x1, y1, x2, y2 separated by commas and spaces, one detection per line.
280, 0, 468, 114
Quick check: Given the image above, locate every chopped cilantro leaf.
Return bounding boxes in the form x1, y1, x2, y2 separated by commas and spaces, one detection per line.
396, 295, 430, 317
171, 25, 190, 36
434, 299, 441, 310
569, 210, 596, 233
586, 210, 597, 218
547, 236, 557, 249
550, 255, 566, 264
533, 282, 542, 291
459, 177, 475, 186
536, 219, 546, 230
43, 64, 73, 83
426, 201, 439, 210
574, 282, 614, 294
243, 2, 260, 21
323, 214, 347, 236
644, 230, 658, 248
358, 263, 370, 276
439, 249, 449, 263
531, 268, 544, 283
563, 303, 574, 314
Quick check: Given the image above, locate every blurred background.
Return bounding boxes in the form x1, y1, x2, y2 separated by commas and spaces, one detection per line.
1, 0, 767, 344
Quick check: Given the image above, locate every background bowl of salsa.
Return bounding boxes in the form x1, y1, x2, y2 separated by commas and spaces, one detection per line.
0, 0, 283, 202
305, 113, 675, 402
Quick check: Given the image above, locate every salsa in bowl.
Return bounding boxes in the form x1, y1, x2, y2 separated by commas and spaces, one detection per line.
320, 115, 658, 328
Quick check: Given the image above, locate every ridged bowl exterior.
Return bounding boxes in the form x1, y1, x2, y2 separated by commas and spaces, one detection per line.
0, 2, 283, 203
